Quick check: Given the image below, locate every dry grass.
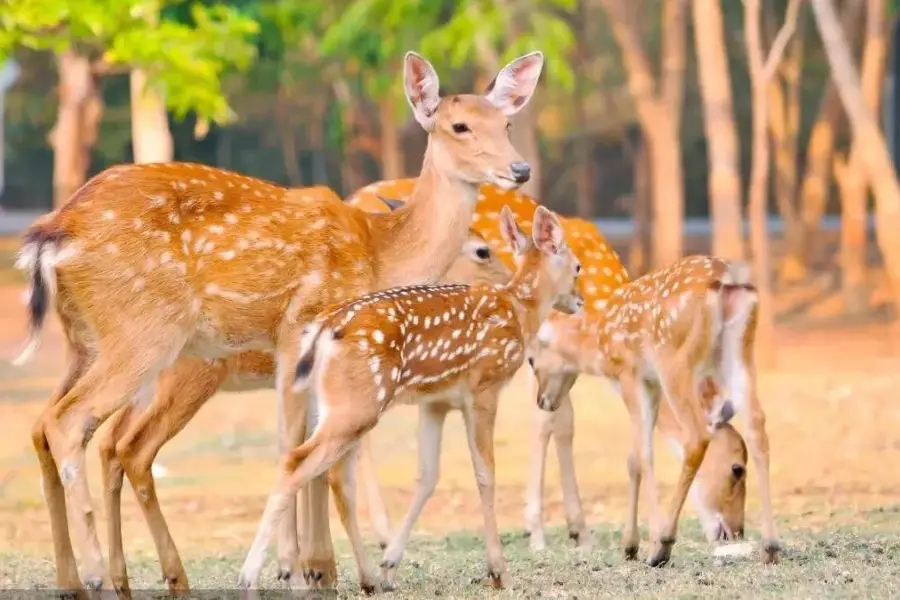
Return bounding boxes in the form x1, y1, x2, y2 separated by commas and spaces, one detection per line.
2, 234, 900, 598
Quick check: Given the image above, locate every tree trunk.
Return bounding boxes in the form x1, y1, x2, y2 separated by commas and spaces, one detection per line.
627, 125, 652, 277
798, 0, 867, 270
130, 68, 173, 164
811, 0, 900, 327
693, 0, 745, 260
50, 50, 103, 207
275, 85, 303, 185
574, 0, 595, 218
600, 0, 684, 268
765, 0, 806, 282
660, 0, 687, 135
838, 0, 888, 315
379, 93, 404, 180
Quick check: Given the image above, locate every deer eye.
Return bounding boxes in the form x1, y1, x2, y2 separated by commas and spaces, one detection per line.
452, 123, 470, 134
475, 247, 491, 260
527, 357, 535, 369
575, 264, 582, 274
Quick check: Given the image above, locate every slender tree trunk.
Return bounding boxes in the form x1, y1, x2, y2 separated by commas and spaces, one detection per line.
574, 0, 595, 218
379, 93, 404, 180
50, 50, 103, 207
130, 68, 173, 164
275, 85, 303, 185
765, 0, 806, 282
660, 0, 687, 136
309, 94, 329, 185
744, 0, 799, 368
837, 0, 888, 315
693, 0, 745, 260
601, 0, 684, 268
811, 0, 900, 327
627, 125, 652, 276
798, 0, 867, 269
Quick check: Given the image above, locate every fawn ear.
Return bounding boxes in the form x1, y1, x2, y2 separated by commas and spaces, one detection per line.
404, 51, 441, 130
484, 51, 544, 116
499, 205, 529, 255
532, 206, 565, 255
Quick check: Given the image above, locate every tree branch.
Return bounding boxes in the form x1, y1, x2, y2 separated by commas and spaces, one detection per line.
762, 0, 802, 80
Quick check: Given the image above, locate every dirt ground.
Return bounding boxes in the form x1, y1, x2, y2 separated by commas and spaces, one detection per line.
1, 232, 900, 597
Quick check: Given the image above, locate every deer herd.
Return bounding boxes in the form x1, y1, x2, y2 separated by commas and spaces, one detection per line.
12, 50, 781, 596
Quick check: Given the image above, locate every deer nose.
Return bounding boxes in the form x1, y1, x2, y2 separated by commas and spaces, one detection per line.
510, 162, 531, 183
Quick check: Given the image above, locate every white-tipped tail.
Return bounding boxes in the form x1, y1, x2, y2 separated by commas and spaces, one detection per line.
292, 323, 326, 393
12, 239, 66, 366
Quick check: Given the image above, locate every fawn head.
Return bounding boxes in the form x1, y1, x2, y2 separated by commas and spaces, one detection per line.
525, 313, 585, 411
444, 230, 513, 287
404, 51, 543, 190
499, 205, 583, 316
694, 422, 748, 541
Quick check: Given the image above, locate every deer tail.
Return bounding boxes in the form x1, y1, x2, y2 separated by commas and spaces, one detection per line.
13, 228, 66, 366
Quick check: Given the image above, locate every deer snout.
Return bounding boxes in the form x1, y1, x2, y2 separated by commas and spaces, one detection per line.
509, 161, 531, 184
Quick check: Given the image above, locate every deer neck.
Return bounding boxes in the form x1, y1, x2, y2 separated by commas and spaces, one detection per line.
369, 142, 479, 289
505, 268, 558, 345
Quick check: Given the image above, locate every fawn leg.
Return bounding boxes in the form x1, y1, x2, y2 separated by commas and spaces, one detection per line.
116, 358, 226, 593
617, 376, 645, 560
553, 390, 591, 548
634, 377, 663, 559
31, 352, 89, 595
463, 389, 509, 589
523, 372, 553, 552
380, 403, 449, 588
357, 433, 394, 549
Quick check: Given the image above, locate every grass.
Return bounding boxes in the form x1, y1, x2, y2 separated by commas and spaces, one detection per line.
3, 512, 900, 598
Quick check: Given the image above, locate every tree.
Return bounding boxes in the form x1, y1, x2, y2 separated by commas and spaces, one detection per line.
694, 0, 745, 261
0, 0, 259, 205
833, 0, 888, 315
599, 0, 685, 269
745, 0, 801, 367
811, 0, 900, 327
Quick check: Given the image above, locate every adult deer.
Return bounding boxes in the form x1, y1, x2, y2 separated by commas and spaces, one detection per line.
238, 206, 583, 592
15, 50, 544, 594
528, 255, 780, 566
347, 180, 749, 555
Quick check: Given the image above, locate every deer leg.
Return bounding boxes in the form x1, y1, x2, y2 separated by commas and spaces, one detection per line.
621, 387, 644, 561
31, 352, 88, 595
463, 389, 509, 590
238, 401, 379, 589
98, 404, 140, 598
329, 449, 381, 595
115, 359, 226, 594
357, 433, 394, 549
634, 377, 662, 559
552, 391, 591, 549
523, 371, 553, 552
380, 403, 449, 588
648, 371, 710, 568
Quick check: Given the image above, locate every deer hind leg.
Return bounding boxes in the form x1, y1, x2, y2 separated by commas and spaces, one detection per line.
358, 433, 394, 549
616, 376, 646, 561
463, 388, 509, 590
329, 448, 381, 595
552, 390, 591, 549
31, 351, 89, 593
115, 358, 226, 594
238, 398, 379, 589
98, 403, 141, 598
44, 332, 186, 591
380, 403, 449, 589
523, 372, 554, 552
649, 369, 710, 568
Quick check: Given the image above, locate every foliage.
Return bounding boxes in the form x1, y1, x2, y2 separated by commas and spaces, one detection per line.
0, 0, 260, 125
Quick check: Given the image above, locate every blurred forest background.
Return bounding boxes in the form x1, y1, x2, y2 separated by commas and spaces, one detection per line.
3, 0, 900, 345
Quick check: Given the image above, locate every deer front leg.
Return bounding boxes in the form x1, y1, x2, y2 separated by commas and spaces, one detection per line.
523, 398, 554, 552
115, 358, 226, 594
648, 371, 710, 568
380, 403, 449, 589
634, 377, 663, 561
552, 391, 591, 549
463, 389, 509, 589
357, 433, 394, 549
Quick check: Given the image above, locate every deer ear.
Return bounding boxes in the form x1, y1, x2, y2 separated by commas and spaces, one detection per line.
484, 51, 544, 116
499, 205, 529, 256
532, 206, 565, 255
404, 51, 441, 130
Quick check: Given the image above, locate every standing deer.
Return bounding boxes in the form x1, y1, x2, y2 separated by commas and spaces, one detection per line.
237, 205, 582, 592
346, 180, 750, 555
528, 255, 780, 566
15, 50, 544, 594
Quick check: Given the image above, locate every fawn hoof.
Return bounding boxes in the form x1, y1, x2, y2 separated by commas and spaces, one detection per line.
760, 539, 782, 565
647, 538, 675, 568
276, 568, 291, 582
487, 570, 510, 590
360, 578, 382, 596
379, 578, 395, 593
623, 544, 639, 561
83, 576, 104, 591
300, 556, 338, 588
528, 531, 547, 552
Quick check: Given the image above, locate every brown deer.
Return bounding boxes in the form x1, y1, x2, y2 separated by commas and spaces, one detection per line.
15, 50, 544, 594
528, 255, 780, 567
237, 206, 582, 592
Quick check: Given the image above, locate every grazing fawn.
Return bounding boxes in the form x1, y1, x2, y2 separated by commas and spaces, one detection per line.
16, 50, 544, 594
347, 180, 749, 555
238, 206, 583, 592
528, 255, 779, 566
